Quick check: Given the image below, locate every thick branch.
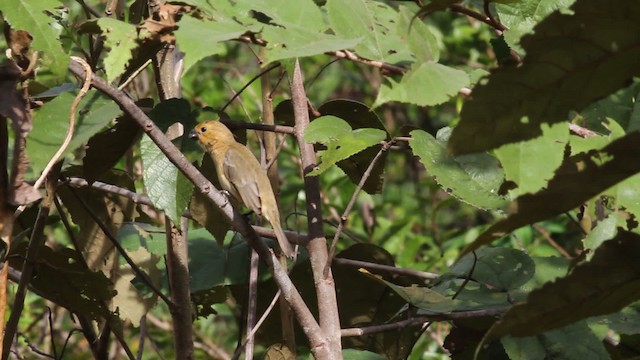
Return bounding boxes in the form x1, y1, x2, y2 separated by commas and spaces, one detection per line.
290, 60, 343, 359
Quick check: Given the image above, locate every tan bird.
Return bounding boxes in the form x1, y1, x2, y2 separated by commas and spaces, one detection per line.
189, 120, 295, 258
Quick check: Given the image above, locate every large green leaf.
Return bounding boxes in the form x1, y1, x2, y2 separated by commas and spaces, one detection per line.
494, 122, 569, 197
262, 27, 361, 64
397, 6, 440, 62
248, 0, 326, 31
495, 0, 576, 53
409, 129, 507, 210
486, 231, 640, 339
327, 0, 413, 64
501, 321, 609, 360
140, 135, 193, 226
462, 131, 640, 254
449, 0, 640, 155
28, 90, 122, 177
81, 18, 139, 83
174, 15, 248, 75
440, 248, 535, 291
304, 116, 386, 176
373, 62, 469, 108
318, 100, 389, 194
0, 0, 67, 79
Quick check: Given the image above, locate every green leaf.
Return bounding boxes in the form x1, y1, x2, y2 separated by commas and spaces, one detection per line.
494, 122, 569, 197
28, 90, 122, 177
362, 271, 452, 311
327, 0, 413, 64
175, 15, 248, 75
248, 0, 326, 31
318, 100, 389, 194
612, 174, 640, 217
441, 248, 535, 291
373, 62, 469, 108
262, 26, 360, 64
486, 231, 640, 339
409, 129, 507, 210
304, 116, 386, 176
579, 81, 640, 133
449, 0, 640, 155
496, 0, 576, 53
341, 349, 387, 360
0, 0, 67, 79
591, 302, 640, 335
582, 213, 625, 258
397, 6, 440, 62
462, 131, 640, 254
92, 18, 139, 83
502, 321, 609, 360
520, 256, 569, 293
140, 135, 193, 226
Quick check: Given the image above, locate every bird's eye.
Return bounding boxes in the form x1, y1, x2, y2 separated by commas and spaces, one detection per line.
200, 126, 207, 133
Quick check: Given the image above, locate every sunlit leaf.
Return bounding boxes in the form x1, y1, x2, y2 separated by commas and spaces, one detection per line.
374, 62, 469, 108
409, 129, 507, 210
304, 116, 386, 176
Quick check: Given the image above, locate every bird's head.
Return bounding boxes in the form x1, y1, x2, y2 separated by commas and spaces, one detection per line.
189, 120, 235, 149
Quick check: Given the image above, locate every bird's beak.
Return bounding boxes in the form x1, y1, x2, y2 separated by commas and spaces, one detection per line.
188, 129, 199, 140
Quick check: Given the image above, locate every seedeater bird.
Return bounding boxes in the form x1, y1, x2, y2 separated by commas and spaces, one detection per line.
189, 120, 295, 258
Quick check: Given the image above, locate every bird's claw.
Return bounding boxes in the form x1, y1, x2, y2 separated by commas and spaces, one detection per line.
220, 190, 231, 206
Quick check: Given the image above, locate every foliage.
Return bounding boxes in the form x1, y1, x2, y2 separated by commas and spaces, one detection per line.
1, 0, 640, 359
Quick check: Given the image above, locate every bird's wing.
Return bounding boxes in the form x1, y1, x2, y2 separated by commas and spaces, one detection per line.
223, 146, 263, 215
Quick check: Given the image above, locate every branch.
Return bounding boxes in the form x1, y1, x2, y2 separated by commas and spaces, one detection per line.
289, 59, 343, 359
341, 307, 508, 337
68, 59, 324, 345
332, 258, 439, 281
2, 163, 59, 360
450, 4, 507, 32
65, 176, 305, 244
325, 141, 393, 276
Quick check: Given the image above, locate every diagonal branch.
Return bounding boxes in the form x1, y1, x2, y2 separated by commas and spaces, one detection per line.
68, 59, 324, 346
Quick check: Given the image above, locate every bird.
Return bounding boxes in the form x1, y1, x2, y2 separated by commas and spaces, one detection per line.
189, 120, 295, 258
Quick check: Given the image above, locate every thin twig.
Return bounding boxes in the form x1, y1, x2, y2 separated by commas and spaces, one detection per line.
532, 224, 572, 259
450, 4, 507, 32
333, 257, 438, 281
482, 0, 504, 32
35, 57, 91, 191
118, 59, 152, 90
233, 290, 282, 360
341, 307, 507, 337
3, 164, 59, 360
243, 249, 260, 360
14, 57, 92, 217
324, 141, 393, 277
221, 63, 281, 112
452, 251, 477, 300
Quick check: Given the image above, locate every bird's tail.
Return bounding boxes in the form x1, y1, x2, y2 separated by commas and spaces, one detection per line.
273, 224, 295, 258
